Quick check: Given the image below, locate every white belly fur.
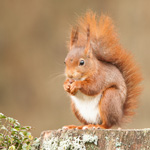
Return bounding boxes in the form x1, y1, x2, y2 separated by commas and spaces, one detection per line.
71, 91, 102, 124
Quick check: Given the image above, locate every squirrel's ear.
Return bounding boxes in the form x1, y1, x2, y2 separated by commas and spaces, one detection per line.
84, 25, 93, 57
70, 26, 78, 49
84, 42, 93, 58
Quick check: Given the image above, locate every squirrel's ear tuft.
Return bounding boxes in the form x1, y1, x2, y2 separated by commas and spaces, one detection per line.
84, 25, 93, 57
87, 24, 90, 42
70, 26, 78, 49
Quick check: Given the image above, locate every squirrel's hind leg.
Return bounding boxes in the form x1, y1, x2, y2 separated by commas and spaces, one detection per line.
99, 87, 124, 128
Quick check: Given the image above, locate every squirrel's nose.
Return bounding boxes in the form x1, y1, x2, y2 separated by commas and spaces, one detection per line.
68, 74, 73, 79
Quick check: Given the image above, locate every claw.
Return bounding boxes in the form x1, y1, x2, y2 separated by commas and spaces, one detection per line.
81, 124, 102, 130
82, 126, 88, 130
62, 126, 69, 129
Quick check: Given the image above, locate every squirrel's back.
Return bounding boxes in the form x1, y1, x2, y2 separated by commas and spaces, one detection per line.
70, 11, 142, 123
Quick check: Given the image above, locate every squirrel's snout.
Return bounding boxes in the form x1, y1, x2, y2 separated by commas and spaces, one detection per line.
67, 74, 73, 79
66, 70, 81, 80
66, 70, 74, 79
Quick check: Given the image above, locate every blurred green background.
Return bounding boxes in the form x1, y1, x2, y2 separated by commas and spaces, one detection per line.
0, 0, 150, 137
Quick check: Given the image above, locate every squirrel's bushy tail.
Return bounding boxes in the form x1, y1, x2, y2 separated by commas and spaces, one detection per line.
71, 11, 142, 123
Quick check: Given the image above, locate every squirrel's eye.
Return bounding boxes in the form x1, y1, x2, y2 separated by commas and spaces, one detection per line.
79, 60, 84, 66
64, 61, 66, 64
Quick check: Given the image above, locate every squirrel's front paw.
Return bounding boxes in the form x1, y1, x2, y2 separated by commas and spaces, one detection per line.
63, 79, 71, 93
70, 81, 81, 95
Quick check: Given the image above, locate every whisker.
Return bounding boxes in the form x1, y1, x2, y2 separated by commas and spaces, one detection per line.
47, 72, 66, 84
48, 71, 64, 79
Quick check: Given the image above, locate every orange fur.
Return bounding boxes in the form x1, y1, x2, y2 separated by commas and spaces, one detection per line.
71, 11, 142, 123
64, 11, 142, 129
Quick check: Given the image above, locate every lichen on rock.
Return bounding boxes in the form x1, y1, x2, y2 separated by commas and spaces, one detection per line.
41, 130, 98, 150
40, 128, 150, 150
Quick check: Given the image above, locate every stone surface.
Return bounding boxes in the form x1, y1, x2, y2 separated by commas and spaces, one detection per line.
36, 128, 150, 150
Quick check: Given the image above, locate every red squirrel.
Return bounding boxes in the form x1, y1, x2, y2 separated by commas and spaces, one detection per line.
63, 11, 142, 129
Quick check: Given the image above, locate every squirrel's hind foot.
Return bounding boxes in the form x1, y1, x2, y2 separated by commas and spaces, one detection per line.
62, 125, 78, 129
62, 124, 104, 130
